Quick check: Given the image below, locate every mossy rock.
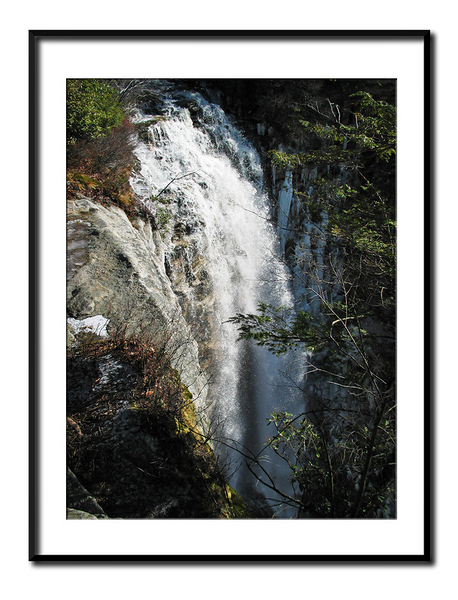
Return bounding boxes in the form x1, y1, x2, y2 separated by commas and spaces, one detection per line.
227, 486, 252, 518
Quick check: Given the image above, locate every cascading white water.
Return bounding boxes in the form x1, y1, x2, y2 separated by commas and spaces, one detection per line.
130, 85, 303, 515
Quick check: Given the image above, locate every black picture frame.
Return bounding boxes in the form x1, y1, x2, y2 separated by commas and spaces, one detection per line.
29, 29, 431, 562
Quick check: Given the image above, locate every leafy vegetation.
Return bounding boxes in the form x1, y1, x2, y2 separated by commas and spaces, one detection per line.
229, 83, 396, 518
66, 79, 139, 214
67, 79, 125, 145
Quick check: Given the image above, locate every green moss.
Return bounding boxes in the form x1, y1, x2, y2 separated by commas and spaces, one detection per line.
134, 116, 168, 143
228, 486, 252, 518
69, 172, 102, 189
156, 207, 173, 231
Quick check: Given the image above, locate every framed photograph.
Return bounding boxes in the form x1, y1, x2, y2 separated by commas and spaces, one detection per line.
29, 30, 430, 561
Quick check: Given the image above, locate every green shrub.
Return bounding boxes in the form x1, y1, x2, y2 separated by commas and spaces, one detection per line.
67, 79, 125, 145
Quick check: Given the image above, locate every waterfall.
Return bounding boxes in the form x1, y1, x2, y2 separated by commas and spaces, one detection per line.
277, 169, 293, 254
130, 84, 303, 516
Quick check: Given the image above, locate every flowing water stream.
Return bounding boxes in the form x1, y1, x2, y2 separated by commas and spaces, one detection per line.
130, 83, 304, 516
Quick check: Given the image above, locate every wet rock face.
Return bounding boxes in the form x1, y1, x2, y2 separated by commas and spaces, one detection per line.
66, 195, 208, 413
166, 226, 218, 374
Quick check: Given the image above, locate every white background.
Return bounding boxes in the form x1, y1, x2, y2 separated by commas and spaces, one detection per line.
1, 2, 451, 597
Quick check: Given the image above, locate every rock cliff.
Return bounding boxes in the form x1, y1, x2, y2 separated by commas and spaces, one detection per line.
66, 194, 251, 518
67, 195, 208, 414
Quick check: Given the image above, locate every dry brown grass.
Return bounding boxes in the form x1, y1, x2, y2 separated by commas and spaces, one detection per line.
67, 119, 139, 216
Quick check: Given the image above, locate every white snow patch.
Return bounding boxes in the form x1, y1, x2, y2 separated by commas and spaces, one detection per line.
67, 315, 110, 338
